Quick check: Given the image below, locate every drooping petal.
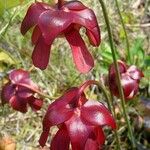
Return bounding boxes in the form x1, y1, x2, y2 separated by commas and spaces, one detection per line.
32, 26, 42, 45
39, 126, 51, 147
1, 83, 15, 104
21, 2, 51, 35
127, 65, 144, 80
38, 10, 72, 44
9, 96, 27, 113
39, 87, 79, 147
121, 74, 139, 99
17, 86, 33, 98
50, 125, 70, 150
81, 100, 116, 129
71, 8, 100, 46
86, 27, 101, 46
109, 61, 127, 77
85, 127, 105, 150
65, 113, 93, 150
9, 69, 29, 84
9, 69, 39, 91
32, 36, 51, 70
65, 30, 94, 73
42, 87, 78, 127
27, 96, 43, 111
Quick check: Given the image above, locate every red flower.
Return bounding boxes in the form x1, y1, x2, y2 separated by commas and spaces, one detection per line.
1, 69, 43, 113
108, 60, 144, 100
21, 0, 100, 73
39, 80, 116, 150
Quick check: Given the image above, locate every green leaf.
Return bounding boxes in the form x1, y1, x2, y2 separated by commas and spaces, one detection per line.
0, 49, 16, 65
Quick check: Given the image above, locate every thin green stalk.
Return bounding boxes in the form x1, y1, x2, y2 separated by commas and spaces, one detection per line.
109, 91, 121, 150
98, 0, 136, 148
114, 0, 131, 64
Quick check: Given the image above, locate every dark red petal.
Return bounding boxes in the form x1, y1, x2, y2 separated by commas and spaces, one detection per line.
38, 10, 72, 44
32, 26, 42, 45
65, 30, 94, 73
40, 87, 79, 146
86, 27, 101, 46
81, 100, 116, 129
27, 96, 43, 111
9, 69, 29, 84
65, 113, 93, 150
1, 83, 15, 104
127, 65, 144, 80
62, 1, 87, 11
50, 125, 70, 150
21, 2, 50, 35
85, 138, 99, 150
121, 74, 139, 99
85, 127, 105, 150
32, 36, 51, 70
9, 69, 39, 92
71, 9, 100, 46
17, 86, 33, 98
39, 127, 50, 147
109, 61, 127, 77
9, 96, 27, 113
42, 88, 78, 127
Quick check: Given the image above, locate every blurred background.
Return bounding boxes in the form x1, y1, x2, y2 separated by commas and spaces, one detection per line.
0, 0, 150, 149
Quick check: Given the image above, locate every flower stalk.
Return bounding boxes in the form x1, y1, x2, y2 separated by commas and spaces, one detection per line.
114, 0, 131, 64
58, 0, 64, 9
98, 0, 136, 148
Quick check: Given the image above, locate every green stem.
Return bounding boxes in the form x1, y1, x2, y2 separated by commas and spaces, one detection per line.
98, 0, 136, 148
114, 0, 131, 64
109, 91, 121, 150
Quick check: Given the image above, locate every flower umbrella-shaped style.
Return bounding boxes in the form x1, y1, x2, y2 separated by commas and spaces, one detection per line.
21, 0, 100, 73
39, 80, 116, 150
108, 60, 144, 100
1, 69, 43, 113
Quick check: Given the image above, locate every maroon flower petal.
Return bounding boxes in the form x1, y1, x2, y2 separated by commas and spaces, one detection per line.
42, 87, 78, 127
32, 36, 51, 70
21, 2, 50, 35
32, 26, 42, 45
65, 30, 94, 73
65, 114, 93, 150
17, 86, 33, 98
50, 125, 70, 150
81, 100, 116, 129
9, 69, 39, 91
9, 96, 27, 113
71, 9, 100, 46
85, 138, 99, 150
27, 96, 43, 111
38, 10, 72, 44
109, 61, 127, 77
86, 27, 101, 46
62, 1, 87, 11
1, 83, 15, 104
39, 127, 51, 147
121, 74, 139, 99
127, 65, 144, 80
39, 87, 79, 146
9, 69, 29, 84
85, 127, 105, 150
